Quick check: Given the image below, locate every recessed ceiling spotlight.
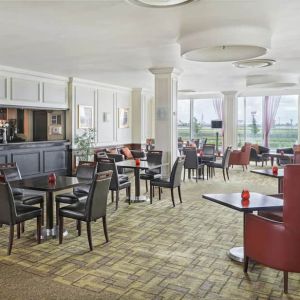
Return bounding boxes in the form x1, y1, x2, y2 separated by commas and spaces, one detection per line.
127, 0, 198, 8
179, 26, 271, 62
233, 59, 276, 68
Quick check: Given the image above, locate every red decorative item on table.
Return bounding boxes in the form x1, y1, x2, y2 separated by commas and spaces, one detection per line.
48, 172, 56, 184
272, 165, 278, 175
241, 189, 250, 201
135, 158, 140, 166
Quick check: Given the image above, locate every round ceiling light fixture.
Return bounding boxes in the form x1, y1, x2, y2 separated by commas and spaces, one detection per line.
128, 0, 198, 8
246, 74, 298, 89
180, 26, 271, 62
233, 59, 276, 68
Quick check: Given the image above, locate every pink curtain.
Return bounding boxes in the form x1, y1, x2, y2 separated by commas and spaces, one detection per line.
263, 96, 281, 148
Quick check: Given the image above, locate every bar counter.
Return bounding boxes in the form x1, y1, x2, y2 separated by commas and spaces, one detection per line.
0, 140, 70, 178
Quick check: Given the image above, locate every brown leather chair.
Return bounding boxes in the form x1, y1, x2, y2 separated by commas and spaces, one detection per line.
244, 165, 300, 293
59, 171, 112, 251
229, 143, 251, 170
0, 182, 42, 255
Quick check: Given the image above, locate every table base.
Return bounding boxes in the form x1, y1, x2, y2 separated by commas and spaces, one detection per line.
35, 226, 68, 240
126, 195, 150, 203
228, 246, 244, 263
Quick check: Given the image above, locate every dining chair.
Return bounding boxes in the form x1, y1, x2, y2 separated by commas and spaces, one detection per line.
58, 171, 112, 251
244, 165, 300, 294
55, 161, 97, 225
201, 144, 216, 163
183, 147, 204, 182
0, 182, 42, 255
140, 150, 162, 192
0, 162, 44, 229
97, 157, 131, 209
206, 146, 232, 181
150, 156, 185, 207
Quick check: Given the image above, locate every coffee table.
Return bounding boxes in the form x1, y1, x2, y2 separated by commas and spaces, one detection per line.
11, 176, 91, 238
116, 160, 166, 202
262, 152, 294, 166
251, 169, 284, 193
202, 193, 283, 262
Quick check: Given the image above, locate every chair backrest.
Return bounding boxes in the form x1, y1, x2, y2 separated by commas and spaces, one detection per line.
283, 165, 300, 231
97, 157, 119, 190
147, 150, 163, 174
241, 143, 252, 163
0, 182, 17, 225
183, 147, 198, 169
0, 162, 22, 181
294, 151, 300, 164
222, 146, 232, 168
76, 161, 98, 180
85, 171, 112, 221
170, 156, 185, 188
96, 151, 108, 159
203, 144, 215, 156
250, 147, 258, 160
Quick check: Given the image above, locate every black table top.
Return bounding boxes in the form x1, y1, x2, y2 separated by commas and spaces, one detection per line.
251, 168, 284, 178
202, 193, 283, 212
262, 152, 294, 158
116, 160, 165, 170
11, 176, 91, 192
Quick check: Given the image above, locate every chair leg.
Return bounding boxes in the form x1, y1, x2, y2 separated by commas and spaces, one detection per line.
59, 215, 63, 244
37, 215, 41, 244
77, 220, 81, 236
222, 169, 226, 182
17, 223, 21, 239
243, 256, 249, 273
171, 188, 175, 207
245, 165, 248, 170
242, 165, 245, 171
178, 186, 182, 203
21, 222, 25, 233
150, 184, 153, 204
153, 186, 155, 197
127, 187, 131, 205
8, 225, 14, 255
40, 202, 44, 226
102, 216, 109, 243
183, 168, 185, 181
111, 191, 114, 203
87, 221, 93, 251
116, 191, 119, 210
145, 180, 148, 192
158, 187, 161, 200
56, 202, 60, 225
284, 271, 288, 294
226, 168, 230, 180
195, 168, 198, 182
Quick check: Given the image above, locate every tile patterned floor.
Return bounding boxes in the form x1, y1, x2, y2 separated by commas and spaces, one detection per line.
0, 166, 300, 299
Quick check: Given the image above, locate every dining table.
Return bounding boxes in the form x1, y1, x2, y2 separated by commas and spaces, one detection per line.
262, 152, 294, 166
202, 193, 283, 262
11, 175, 91, 238
251, 168, 284, 193
116, 160, 166, 202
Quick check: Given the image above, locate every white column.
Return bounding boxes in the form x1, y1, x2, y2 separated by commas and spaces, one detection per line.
131, 88, 144, 144
223, 91, 238, 149
149, 67, 181, 172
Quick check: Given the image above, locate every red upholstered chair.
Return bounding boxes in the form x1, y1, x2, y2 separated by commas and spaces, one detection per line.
244, 165, 300, 293
229, 143, 251, 170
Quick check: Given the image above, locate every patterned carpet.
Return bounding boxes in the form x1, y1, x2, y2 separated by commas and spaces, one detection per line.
0, 164, 300, 300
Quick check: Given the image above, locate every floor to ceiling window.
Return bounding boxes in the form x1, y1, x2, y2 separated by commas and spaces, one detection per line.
237, 95, 298, 149
177, 98, 223, 147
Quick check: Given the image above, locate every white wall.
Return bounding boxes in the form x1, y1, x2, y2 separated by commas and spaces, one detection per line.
68, 78, 132, 147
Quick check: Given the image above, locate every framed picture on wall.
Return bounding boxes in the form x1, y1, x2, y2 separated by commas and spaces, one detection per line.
118, 108, 129, 128
78, 105, 93, 128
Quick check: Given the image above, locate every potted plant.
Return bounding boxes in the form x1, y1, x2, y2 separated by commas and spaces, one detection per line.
74, 128, 96, 161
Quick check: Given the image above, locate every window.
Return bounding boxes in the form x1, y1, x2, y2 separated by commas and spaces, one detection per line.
177, 98, 223, 148
237, 97, 263, 147
177, 99, 191, 140
237, 95, 298, 149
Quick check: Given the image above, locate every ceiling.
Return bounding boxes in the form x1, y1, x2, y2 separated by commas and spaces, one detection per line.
0, 0, 299, 94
